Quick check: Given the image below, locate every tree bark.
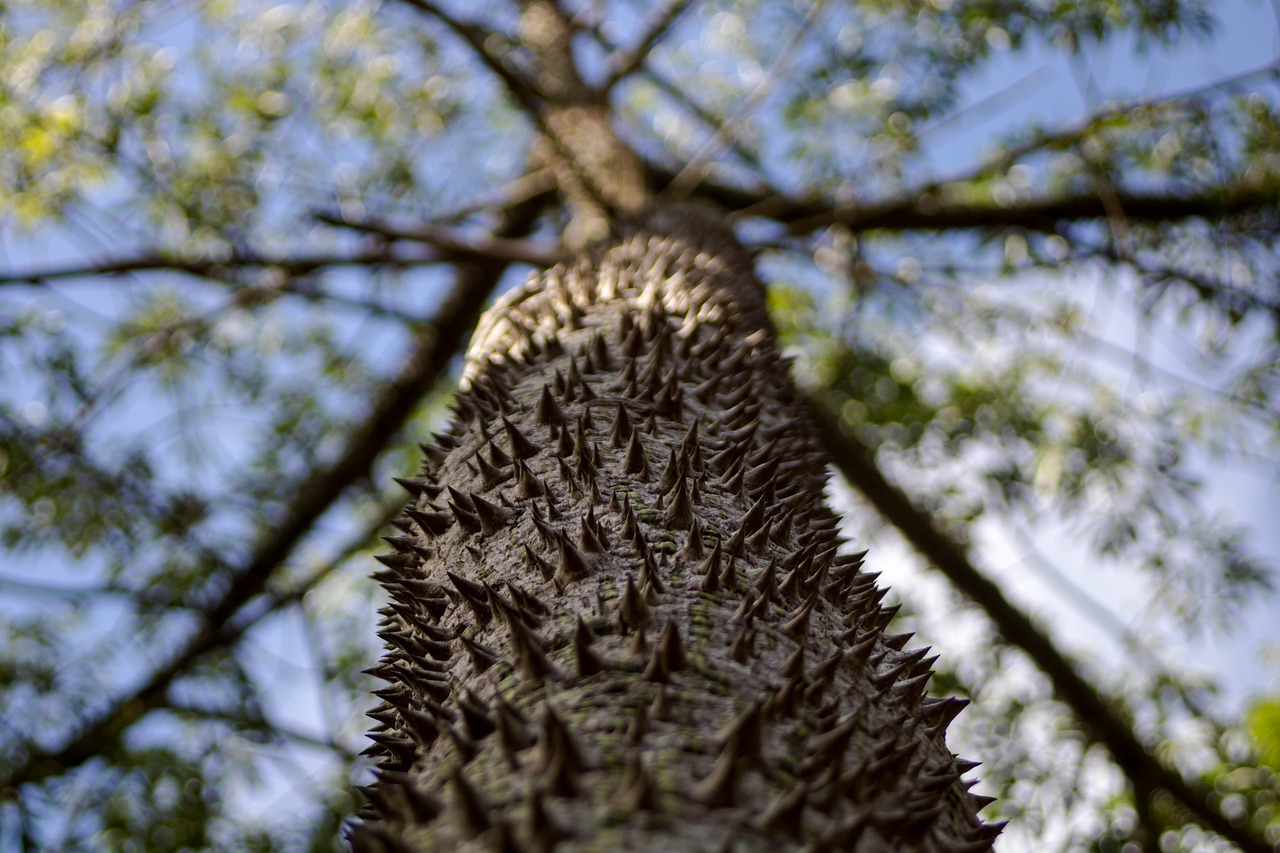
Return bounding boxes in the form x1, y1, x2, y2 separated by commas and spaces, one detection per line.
350, 205, 998, 851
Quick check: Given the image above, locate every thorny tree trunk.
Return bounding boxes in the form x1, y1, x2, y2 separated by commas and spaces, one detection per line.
349, 205, 999, 851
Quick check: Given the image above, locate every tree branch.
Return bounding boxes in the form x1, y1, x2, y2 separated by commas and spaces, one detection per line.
392, 0, 544, 118
601, 0, 696, 93
1082, 238, 1280, 323
0, 193, 546, 797
677, 171, 1279, 236
809, 403, 1273, 853
972, 57, 1280, 183
312, 208, 566, 267
0, 247, 443, 289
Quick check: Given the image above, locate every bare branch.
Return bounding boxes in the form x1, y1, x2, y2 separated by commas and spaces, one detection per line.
392, 0, 543, 117
601, 0, 696, 93
0, 247, 442, 289
971, 57, 1280, 183
660, 0, 831, 204
1082, 238, 1280, 323
809, 403, 1273, 853
671, 169, 1279, 236
313, 208, 566, 267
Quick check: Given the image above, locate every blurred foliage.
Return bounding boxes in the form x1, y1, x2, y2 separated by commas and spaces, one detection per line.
0, 0, 1278, 850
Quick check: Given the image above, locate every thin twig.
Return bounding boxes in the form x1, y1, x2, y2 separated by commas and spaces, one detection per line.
660, 0, 831, 203
601, 0, 696, 93
313, 209, 565, 267
0, 247, 440, 289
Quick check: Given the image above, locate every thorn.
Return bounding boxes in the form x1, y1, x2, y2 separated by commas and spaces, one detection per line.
509, 618, 558, 682
756, 784, 807, 839
401, 708, 442, 748
723, 519, 748, 557
656, 447, 683, 494
691, 751, 744, 808
530, 512, 556, 550
678, 418, 702, 470
616, 575, 650, 633
629, 623, 648, 657
728, 625, 755, 662
616, 752, 659, 812
393, 476, 442, 499
626, 702, 649, 745
471, 493, 517, 536
565, 354, 582, 397
752, 557, 779, 601
662, 479, 694, 529
537, 702, 586, 796
780, 593, 819, 641
782, 645, 805, 679
721, 465, 746, 497
450, 573, 493, 624
623, 430, 650, 479
503, 416, 540, 459
639, 548, 665, 594
536, 384, 566, 425
676, 517, 704, 560
716, 698, 764, 764
497, 700, 533, 767
922, 697, 970, 728
583, 472, 602, 503
698, 540, 723, 593
556, 423, 574, 458
589, 330, 612, 371
374, 552, 419, 572
458, 690, 497, 740
446, 570, 488, 605
742, 491, 768, 532
487, 440, 512, 469
573, 616, 607, 676
420, 443, 450, 471
718, 554, 738, 592
657, 620, 686, 671
447, 485, 475, 511
448, 501, 483, 534
556, 532, 594, 582
608, 402, 634, 447
620, 495, 639, 541
691, 372, 721, 403
650, 683, 672, 720
729, 588, 758, 626
584, 504, 609, 550
506, 581, 551, 618
450, 767, 491, 838
843, 631, 877, 671
514, 459, 546, 498
640, 640, 670, 683
405, 507, 451, 536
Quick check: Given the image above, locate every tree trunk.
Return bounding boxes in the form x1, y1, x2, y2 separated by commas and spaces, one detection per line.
350, 205, 998, 851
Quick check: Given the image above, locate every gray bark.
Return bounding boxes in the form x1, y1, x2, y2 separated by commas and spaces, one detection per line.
350, 206, 998, 851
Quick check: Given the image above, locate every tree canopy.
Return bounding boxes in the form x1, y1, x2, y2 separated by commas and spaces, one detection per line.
0, 0, 1277, 850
